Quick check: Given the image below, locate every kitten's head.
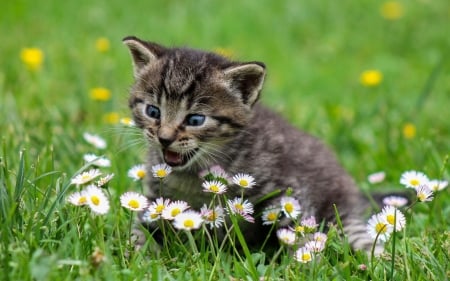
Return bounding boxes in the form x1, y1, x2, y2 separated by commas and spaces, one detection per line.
123, 36, 266, 170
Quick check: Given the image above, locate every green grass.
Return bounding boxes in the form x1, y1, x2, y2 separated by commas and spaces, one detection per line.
1, 0, 449, 280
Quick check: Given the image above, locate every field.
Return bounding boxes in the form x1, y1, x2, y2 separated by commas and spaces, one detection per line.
1, 0, 449, 280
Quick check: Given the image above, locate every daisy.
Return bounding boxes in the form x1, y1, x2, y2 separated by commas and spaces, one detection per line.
367, 171, 386, 184
161, 200, 189, 220
120, 192, 149, 211
291, 225, 305, 236
280, 196, 301, 219
261, 206, 281, 225
71, 169, 102, 185
380, 205, 406, 231
367, 213, 393, 242
120, 117, 136, 127
416, 185, 434, 202
301, 216, 318, 232
294, 247, 313, 263
67, 191, 87, 206
128, 164, 147, 181
202, 180, 227, 194
142, 197, 170, 222
83, 132, 107, 149
232, 173, 256, 189
173, 210, 204, 231
276, 228, 296, 246
96, 173, 114, 187
400, 170, 429, 189
200, 204, 225, 229
84, 185, 110, 215
151, 163, 172, 179
226, 197, 254, 223
142, 207, 161, 223
312, 232, 328, 244
305, 240, 325, 253
382, 196, 408, 207
83, 153, 111, 167
428, 179, 448, 192
199, 165, 231, 184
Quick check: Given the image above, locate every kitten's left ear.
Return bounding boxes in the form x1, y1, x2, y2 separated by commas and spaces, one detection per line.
223, 62, 266, 106
122, 36, 166, 78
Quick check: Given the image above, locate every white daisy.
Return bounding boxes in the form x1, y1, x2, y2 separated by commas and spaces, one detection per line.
151, 163, 172, 179
200, 204, 225, 229
199, 165, 231, 182
367, 213, 393, 242
119, 117, 136, 127
71, 169, 102, 185
161, 200, 189, 220
84, 185, 110, 215
96, 173, 114, 187
416, 185, 434, 202
294, 247, 313, 263
83, 153, 111, 167
149, 197, 171, 215
202, 180, 227, 194
400, 170, 429, 189
382, 196, 408, 207
276, 228, 296, 246
301, 216, 318, 232
280, 196, 301, 219
120, 192, 149, 211
428, 179, 448, 192
261, 206, 281, 225
305, 240, 326, 253
367, 171, 386, 184
142, 207, 161, 223
173, 210, 204, 231
379, 205, 406, 231
232, 173, 256, 189
128, 164, 147, 181
312, 232, 328, 243
83, 132, 107, 149
226, 197, 254, 223
67, 191, 87, 206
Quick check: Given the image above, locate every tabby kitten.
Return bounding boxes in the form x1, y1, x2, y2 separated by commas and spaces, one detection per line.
123, 36, 376, 252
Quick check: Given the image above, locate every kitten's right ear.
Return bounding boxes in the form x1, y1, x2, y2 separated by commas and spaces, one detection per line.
122, 36, 166, 78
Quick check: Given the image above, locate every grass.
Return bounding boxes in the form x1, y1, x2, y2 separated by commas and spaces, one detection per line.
1, 0, 449, 280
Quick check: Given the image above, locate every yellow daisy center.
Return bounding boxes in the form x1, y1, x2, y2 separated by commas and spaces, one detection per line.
91, 195, 100, 206
156, 169, 166, 178
171, 208, 181, 217
137, 170, 146, 179
301, 253, 311, 262
284, 203, 294, 213
150, 213, 159, 219
409, 179, 419, 186
183, 219, 194, 228
81, 174, 92, 182
375, 222, 387, 234
210, 185, 219, 193
239, 179, 249, 187
78, 196, 87, 205
234, 204, 244, 211
155, 204, 165, 213
295, 226, 305, 233
267, 212, 278, 221
128, 199, 140, 209
386, 214, 395, 225
207, 211, 217, 221
417, 193, 426, 202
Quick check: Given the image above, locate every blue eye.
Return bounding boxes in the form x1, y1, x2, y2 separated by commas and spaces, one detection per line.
186, 114, 205, 126
145, 105, 161, 119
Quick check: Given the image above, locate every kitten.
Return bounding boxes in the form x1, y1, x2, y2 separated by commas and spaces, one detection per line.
123, 36, 378, 253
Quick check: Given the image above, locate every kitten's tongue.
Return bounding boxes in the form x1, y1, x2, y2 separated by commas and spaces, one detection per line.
163, 149, 183, 166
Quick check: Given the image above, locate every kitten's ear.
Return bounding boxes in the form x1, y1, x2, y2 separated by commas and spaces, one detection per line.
122, 36, 166, 78
223, 62, 266, 106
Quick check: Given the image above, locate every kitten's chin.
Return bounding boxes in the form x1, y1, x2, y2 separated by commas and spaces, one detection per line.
162, 148, 199, 168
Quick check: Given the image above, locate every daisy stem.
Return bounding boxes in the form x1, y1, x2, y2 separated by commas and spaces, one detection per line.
390, 211, 397, 280
128, 211, 134, 253
185, 230, 198, 254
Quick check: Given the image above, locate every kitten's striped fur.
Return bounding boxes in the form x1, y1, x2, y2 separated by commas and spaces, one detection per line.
123, 36, 379, 253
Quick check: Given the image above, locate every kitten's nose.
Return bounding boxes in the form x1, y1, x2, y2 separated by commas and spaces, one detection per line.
158, 136, 174, 148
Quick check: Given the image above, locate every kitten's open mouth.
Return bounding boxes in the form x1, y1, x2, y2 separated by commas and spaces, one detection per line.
163, 149, 198, 167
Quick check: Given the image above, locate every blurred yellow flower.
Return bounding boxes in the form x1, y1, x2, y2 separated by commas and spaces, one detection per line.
90, 87, 111, 101
95, 37, 110, 53
103, 112, 120, 124
380, 1, 404, 20
402, 123, 416, 139
20, 48, 44, 71
360, 70, 383, 87
213, 47, 234, 58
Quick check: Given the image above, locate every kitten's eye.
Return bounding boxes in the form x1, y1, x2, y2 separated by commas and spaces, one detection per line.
145, 105, 161, 119
186, 114, 206, 126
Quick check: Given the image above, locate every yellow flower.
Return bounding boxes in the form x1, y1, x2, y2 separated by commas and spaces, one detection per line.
95, 37, 110, 53
360, 70, 383, 87
90, 87, 111, 101
402, 123, 416, 139
20, 48, 44, 71
380, 1, 404, 20
103, 112, 120, 124
213, 47, 234, 58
